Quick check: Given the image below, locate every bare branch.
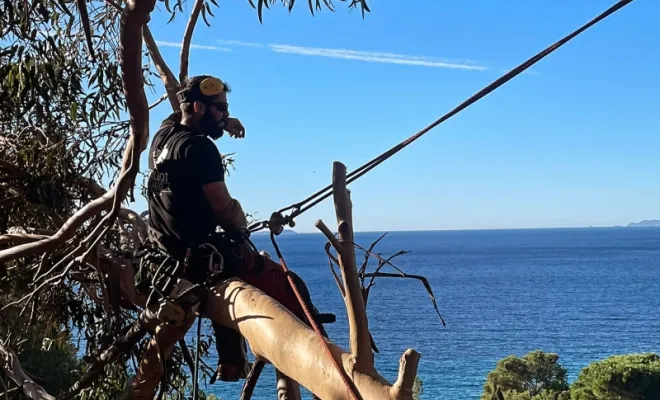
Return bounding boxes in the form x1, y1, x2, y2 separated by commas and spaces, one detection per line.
359, 232, 387, 275
331, 161, 373, 370
324, 241, 345, 297
179, 0, 205, 83
148, 93, 169, 109
143, 25, 180, 110
0, 191, 114, 264
361, 272, 446, 326
315, 219, 342, 250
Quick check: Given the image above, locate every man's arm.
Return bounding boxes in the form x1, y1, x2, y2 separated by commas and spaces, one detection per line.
185, 137, 248, 232
200, 181, 248, 231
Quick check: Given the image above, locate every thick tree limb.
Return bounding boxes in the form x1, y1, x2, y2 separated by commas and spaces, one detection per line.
179, 0, 205, 84
330, 161, 373, 370
0, 344, 55, 400
143, 26, 180, 110
204, 278, 418, 400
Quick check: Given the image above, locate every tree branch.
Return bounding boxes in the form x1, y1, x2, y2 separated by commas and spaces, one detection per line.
330, 161, 373, 370
0, 233, 49, 246
240, 359, 265, 399
0, 191, 114, 264
70, 0, 156, 266
179, 0, 205, 84
143, 25, 180, 110
389, 349, 420, 399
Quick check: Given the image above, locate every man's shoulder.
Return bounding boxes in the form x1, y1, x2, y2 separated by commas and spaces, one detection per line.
153, 121, 206, 149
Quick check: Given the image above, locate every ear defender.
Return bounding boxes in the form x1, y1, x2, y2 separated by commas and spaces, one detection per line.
199, 77, 225, 96
176, 76, 226, 103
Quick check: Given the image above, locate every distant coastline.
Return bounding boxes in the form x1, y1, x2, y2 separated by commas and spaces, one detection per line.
626, 219, 660, 228
252, 229, 298, 235
251, 221, 660, 235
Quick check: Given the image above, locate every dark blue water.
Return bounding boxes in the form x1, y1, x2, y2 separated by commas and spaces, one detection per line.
189, 227, 660, 399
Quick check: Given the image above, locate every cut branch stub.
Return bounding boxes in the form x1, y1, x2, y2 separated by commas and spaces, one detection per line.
390, 349, 421, 399
331, 161, 374, 370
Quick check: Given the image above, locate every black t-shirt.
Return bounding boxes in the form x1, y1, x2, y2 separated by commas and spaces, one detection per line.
146, 112, 225, 248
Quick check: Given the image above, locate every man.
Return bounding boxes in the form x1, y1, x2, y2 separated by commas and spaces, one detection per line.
127, 75, 325, 399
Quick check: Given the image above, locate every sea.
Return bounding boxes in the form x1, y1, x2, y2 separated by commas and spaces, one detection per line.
183, 227, 660, 399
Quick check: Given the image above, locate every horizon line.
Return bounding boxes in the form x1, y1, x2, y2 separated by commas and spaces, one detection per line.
252, 224, 649, 235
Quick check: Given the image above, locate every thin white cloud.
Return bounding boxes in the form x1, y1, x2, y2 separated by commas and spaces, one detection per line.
268, 44, 487, 70
155, 40, 231, 52
217, 39, 487, 70
217, 39, 265, 48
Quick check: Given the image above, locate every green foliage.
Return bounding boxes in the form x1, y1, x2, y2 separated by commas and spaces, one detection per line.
570, 353, 660, 400
492, 388, 571, 400
16, 336, 82, 396
482, 350, 570, 400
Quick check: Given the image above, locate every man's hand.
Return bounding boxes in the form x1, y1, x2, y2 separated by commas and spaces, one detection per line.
225, 117, 245, 139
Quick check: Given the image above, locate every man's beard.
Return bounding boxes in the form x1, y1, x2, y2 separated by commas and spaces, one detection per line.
200, 111, 227, 140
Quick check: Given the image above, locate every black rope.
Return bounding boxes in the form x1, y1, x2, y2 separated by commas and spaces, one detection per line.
249, 0, 634, 234
192, 316, 202, 400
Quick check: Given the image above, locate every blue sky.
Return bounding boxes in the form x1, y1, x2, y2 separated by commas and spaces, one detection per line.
132, 0, 660, 232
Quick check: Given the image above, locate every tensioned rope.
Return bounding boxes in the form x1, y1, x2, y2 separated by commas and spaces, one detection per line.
249, 0, 634, 236
250, 1, 634, 399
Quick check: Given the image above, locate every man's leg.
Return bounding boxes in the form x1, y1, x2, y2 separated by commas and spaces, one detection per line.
125, 315, 197, 400
210, 320, 249, 382
234, 244, 327, 335
209, 242, 327, 382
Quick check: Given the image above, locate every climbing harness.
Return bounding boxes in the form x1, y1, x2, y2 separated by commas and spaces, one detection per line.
249, 0, 635, 236
247, 1, 635, 399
